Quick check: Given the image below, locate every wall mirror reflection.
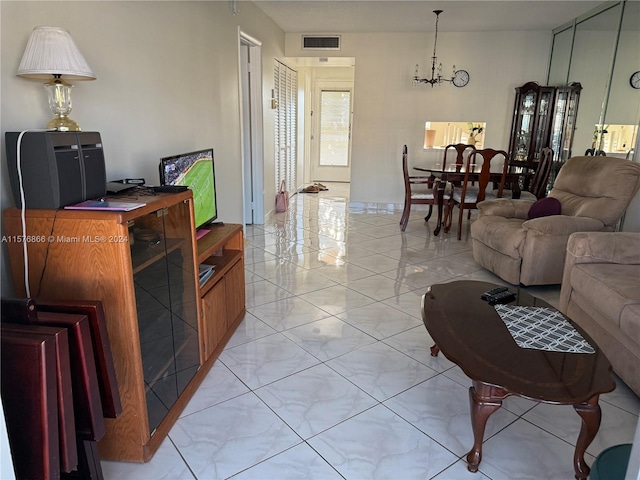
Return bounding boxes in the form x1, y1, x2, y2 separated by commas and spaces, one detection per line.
604, 1, 640, 158
592, 124, 638, 157
570, 3, 622, 153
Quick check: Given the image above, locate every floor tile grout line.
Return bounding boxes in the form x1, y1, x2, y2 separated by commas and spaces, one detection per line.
376, 401, 470, 470
516, 415, 597, 455
165, 434, 198, 479
240, 302, 428, 357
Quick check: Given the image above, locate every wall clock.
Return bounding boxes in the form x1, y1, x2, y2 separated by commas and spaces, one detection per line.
453, 70, 470, 88
630, 71, 640, 89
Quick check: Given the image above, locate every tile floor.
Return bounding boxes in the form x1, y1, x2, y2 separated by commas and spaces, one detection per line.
102, 183, 640, 480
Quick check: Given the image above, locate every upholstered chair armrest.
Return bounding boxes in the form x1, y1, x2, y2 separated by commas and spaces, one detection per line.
565, 232, 640, 265
476, 198, 535, 219
560, 232, 640, 312
522, 215, 604, 236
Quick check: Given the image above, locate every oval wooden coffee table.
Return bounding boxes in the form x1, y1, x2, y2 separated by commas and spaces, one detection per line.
421, 280, 616, 480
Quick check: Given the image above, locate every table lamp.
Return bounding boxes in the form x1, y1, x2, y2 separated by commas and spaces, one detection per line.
17, 26, 96, 131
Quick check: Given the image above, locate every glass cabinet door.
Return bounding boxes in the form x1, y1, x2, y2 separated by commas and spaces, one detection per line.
129, 199, 199, 434
548, 83, 582, 190
531, 87, 555, 161
549, 83, 582, 162
510, 83, 538, 162
509, 82, 563, 165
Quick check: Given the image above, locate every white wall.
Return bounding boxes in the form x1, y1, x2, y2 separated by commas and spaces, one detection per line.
0, 1, 286, 296
286, 30, 551, 204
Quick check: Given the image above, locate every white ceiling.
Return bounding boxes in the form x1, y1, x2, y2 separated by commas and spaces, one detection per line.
252, 1, 604, 34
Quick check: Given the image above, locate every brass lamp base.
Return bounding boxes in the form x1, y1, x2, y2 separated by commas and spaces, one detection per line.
46, 115, 81, 132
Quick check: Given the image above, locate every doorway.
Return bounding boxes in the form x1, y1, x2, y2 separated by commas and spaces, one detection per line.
239, 31, 264, 225
311, 81, 353, 183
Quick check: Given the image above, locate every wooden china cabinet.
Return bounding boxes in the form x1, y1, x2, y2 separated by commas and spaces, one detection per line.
508, 81, 557, 166
508, 81, 582, 193
3, 190, 245, 462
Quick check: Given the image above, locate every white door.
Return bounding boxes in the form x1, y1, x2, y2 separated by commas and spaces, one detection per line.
311, 81, 353, 182
240, 31, 264, 224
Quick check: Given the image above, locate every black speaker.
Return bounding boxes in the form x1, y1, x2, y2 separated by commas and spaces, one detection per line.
5, 131, 107, 209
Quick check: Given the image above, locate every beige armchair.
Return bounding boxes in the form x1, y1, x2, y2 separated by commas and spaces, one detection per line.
470, 156, 640, 286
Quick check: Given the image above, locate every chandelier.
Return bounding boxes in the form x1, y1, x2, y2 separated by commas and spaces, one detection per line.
412, 10, 469, 88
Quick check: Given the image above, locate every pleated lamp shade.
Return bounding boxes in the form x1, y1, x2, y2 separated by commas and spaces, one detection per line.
17, 26, 95, 81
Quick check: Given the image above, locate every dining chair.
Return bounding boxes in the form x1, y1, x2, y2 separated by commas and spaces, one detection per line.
443, 143, 476, 173
446, 148, 509, 240
400, 145, 445, 231
498, 147, 553, 200
433, 143, 477, 231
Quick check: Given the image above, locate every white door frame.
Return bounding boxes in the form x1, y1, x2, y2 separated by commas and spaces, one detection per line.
310, 80, 353, 183
239, 29, 264, 224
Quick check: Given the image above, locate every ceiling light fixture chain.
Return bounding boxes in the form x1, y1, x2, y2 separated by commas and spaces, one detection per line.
229, 0, 239, 16
413, 10, 469, 88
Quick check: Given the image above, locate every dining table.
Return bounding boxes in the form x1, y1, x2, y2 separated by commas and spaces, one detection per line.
413, 162, 532, 236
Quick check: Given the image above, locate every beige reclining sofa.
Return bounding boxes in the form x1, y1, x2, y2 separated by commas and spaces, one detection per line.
560, 232, 640, 396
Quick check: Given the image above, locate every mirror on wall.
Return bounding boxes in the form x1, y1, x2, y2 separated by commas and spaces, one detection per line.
548, 0, 638, 160
548, 26, 574, 85
604, 0, 640, 159
570, 3, 622, 155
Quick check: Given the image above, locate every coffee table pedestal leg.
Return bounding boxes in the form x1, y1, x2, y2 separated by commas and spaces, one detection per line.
466, 382, 504, 472
573, 395, 601, 480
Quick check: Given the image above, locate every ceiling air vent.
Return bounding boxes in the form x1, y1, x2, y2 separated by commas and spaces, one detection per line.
302, 35, 341, 51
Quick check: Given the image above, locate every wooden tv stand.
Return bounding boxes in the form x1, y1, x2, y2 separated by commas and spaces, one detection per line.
3, 191, 245, 462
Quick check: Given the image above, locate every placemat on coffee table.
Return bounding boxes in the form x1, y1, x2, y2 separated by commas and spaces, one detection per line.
493, 305, 595, 354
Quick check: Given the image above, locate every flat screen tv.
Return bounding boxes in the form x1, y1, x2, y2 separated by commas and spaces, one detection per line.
160, 148, 217, 229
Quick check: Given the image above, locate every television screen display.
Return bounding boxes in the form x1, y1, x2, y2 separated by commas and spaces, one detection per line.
160, 148, 217, 229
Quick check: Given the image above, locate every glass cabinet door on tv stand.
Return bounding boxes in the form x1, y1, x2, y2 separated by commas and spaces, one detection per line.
129, 200, 199, 434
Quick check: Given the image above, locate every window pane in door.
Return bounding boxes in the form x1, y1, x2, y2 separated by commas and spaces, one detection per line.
319, 90, 350, 167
